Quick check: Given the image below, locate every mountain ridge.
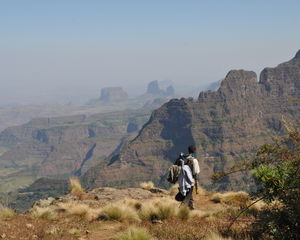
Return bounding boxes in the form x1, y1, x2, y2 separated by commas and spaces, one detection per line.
82, 50, 300, 191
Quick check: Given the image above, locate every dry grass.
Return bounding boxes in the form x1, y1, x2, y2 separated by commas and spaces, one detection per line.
138, 198, 190, 221
97, 197, 192, 223
0, 204, 14, 220
195, 185, 208, 195
139, 181, 154, 190
56, 201, 100, 221
210, 191, 268, 213
168, 184, 179, 196
210, 191, 251, 208
69, 177, 84, 194
205, 232, 233, 240
45, 225, 60, 235
99, 204, 140, 223
30, 206, 57, 221
114, 226, 153, 240
177, 205, 191, 220
68, 228, 81, 237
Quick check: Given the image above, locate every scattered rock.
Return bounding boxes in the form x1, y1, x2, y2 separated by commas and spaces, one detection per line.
0, 233, 6, 239
32, 197, 55, 208
152, 219, 163, 224
25, 223, 34, 229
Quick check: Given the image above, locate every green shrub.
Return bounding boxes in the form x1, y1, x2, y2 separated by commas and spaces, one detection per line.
250, 131, 300, 239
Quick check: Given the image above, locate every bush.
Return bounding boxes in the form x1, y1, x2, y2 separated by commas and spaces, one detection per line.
250, 131, 300, 239
215, 131, 300, 239
114, 226, 153, 240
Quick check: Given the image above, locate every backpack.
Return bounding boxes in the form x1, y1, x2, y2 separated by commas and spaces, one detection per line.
186, 156, 195, 175
167, 165, 181, 184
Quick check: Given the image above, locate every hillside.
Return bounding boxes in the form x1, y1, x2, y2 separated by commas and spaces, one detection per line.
0, 109, 151, 193
82, 50, 300, 191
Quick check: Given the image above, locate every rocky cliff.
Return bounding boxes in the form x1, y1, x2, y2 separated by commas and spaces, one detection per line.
83, 50, 300, 191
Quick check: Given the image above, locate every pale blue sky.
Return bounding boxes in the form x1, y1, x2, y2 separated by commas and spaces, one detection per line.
0, 0, 299, 104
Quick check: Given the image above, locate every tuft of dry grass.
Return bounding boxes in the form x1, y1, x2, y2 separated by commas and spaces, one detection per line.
210, 191, 251, 208
99, 204, 140, 223
97, 197, 191, 223
138, 198, 190, 221
168, 184, 179, 196
0, 204, 14, 220
30, 207, 57, 221
56, 201, 99, 221
69, 177, 84, 194
139, 181, 154, 190
177, 205, 191, 220
114, 226, 153, 240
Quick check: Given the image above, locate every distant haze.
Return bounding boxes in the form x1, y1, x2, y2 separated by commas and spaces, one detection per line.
0, 0, 299, 105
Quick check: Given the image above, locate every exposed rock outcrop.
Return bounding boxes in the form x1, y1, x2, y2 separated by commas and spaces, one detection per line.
146, 80, 175, 96
99, 87, 128, 101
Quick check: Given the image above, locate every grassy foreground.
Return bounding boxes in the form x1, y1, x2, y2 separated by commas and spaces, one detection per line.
0, 179, 269, 240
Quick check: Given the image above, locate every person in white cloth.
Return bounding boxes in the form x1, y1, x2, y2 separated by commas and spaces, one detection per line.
178, 157, 195, 209
186, 145, 200, 194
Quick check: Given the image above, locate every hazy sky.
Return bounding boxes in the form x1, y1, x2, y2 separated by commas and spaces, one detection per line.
0, 0, 299, 104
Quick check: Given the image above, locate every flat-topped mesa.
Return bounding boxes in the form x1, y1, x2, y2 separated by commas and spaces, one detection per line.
99, 87, 128, 101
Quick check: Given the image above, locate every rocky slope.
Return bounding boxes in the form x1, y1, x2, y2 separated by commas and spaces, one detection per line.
0, 109, 151, 192
83, 50, 300, 191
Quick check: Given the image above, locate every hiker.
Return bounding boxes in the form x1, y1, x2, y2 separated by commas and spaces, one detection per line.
178, 157, 195, 210
186, 145, 200, 194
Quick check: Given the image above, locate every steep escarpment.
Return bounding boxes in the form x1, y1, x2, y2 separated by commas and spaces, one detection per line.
83, 50, 300, 191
